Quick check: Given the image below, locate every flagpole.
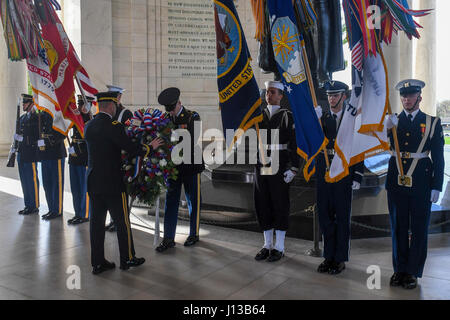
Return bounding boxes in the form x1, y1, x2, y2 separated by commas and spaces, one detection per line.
255, 122, 269, 168
300, 41, 330, 170
75, 74, 93, 120
377, 44, 406, 180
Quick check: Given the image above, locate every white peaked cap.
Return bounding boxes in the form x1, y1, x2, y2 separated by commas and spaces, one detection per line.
265, 81, 284, 91
106, 84, 125, 93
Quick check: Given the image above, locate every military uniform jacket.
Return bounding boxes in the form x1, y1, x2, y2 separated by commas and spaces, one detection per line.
386, 110, 445, 195
38, 112, 67, 161
256, 106, 300, 173
68, 113, 91, 166
85, 112, 145, 195
112, 104, 133, 124
316, 107, 364, 184
17, 112, 39, 163
171, 107, 205, 177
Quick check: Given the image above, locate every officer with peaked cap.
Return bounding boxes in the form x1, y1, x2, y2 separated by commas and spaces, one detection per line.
155, 87, 205, 252
85, 91, 163, 274
104, 84, 133, 232
314, 81, 364, 275
67, 95, 94, 225
253, 81, 300, 263
385, 79, 444, 289
16, 94, 40, 215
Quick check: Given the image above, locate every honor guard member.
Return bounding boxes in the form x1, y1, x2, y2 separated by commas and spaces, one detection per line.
85, 91, 163, 274
16, 94, 40, 215
155, 87, 205, 252
67, 95, 93, 225
108, 84, 133, 124
385, 79, 445, 289
253, 81, 300, 262
314, 81, 364, 275
39, 108, 67, 220
104, 84, 133, 232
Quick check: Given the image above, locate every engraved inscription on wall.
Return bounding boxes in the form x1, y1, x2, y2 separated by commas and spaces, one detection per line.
166, 0, 216, 79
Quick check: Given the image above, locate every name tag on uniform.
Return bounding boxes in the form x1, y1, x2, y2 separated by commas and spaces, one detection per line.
398, 175, 412, 187
68, 146, 76, 155
14, 134, 23, 142
37, 139, 45, 147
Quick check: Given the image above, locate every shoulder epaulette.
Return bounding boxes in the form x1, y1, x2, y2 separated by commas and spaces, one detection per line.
112, 120, 120, 125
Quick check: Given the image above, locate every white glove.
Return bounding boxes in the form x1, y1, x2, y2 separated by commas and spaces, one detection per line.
385, 114, 398, 130
430, 190, 440, 203
352, 181, 361, 190
283, 170, 296, 183
315, 105, 323, 119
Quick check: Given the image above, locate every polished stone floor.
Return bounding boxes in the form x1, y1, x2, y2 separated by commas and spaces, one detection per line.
0, 160, 449, 300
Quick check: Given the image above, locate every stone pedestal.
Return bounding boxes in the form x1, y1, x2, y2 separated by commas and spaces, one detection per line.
0, 30, 27, 157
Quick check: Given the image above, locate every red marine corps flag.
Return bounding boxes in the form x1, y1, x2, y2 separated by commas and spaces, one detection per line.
35, 0, 97, 134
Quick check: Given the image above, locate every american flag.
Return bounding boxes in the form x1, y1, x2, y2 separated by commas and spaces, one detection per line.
351, 41, 363, 72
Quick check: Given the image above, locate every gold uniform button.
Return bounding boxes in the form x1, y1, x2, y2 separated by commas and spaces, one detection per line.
405, 142, 409, 146
403, 161, 407, 164
406, 133, 410, 136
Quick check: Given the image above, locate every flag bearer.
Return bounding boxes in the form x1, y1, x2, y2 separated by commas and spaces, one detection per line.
67, 95, 93, 225
385, 79, 445, 289
314, 81, 364, 275
253, 81, 300, 262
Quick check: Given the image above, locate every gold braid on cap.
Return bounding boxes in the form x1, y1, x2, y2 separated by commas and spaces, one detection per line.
98, 97, 118, 103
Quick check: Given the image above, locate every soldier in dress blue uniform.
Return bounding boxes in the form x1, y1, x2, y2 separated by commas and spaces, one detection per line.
16, 94, 40, 215
155, 87, 205, 252
314, 81, 364, 275
85, 91, 163, 274
253, 81, 300, 263
39, 107, 67, 220
104, 85, 133, 232
385, 79, 445, 289
67, 95, 93, 225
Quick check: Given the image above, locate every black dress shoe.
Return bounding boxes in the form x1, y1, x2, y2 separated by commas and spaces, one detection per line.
71, 217, 89, 225
43, 212, 62, 220
67, 217, 78, 224
254, 248, 271, 261
18, 208, 28, 215
267, 249, 284, 262
41, 212, 52, 219
328, 262, 345, 275
22, 208, 39, 215
317, 259, 334, 273
402, 274, 417, 289
120, 257, 145, 270
155, 238, 176, 253
92, 260, 116, 275
184, 235, 199, 247
390, 272, 405, 287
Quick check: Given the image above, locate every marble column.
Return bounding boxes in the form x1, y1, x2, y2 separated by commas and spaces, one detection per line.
0, 28, 27, 157
414, 0, 437, 115
79, 0, 113, 90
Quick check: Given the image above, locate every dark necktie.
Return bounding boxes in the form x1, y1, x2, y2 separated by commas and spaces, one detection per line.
408, 114, 413, 122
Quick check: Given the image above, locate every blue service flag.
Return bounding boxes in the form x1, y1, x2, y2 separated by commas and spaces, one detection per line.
267, 0, 326, 181
214, 0, 262, 147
